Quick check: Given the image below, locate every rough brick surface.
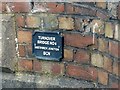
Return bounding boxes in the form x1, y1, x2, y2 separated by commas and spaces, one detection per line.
103, 56, 112, 73
109, 41, 119, 58
16, 15, 25, 27
18, 45, 26, 57
11, 2, 31, 13
105, 22, 114, 38
98, 70, 108, 85
65, 3, 74, 14
51, 63, 64, 75
64, 33, 96, 48
17, 30, 32, 43
98, 38, 108, 52
91, 20, 104, 34
33, 60, 42, 72
66, 65, 98, 81
91, 53, 104, 68
64, 49, 73, 61
46, 3, 64, 13
75, 6, 96, 16
113, 61, 119, 76
96, 2, 106, 9
26, 16, 40, 28
18, 59, 33, 71
58, 17, 74, 30
74, 50, 90, 63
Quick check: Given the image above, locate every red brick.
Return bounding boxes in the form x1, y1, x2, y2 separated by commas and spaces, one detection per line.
75, 6, 96, 16
17, 30, 32, 43
26, 44, 32, 58
33, 60, 42, 72
64, 33, 97, 48
103, 56, 112, 73
46, 2, 64, 13
65, 3, 74, 14
18, 45, 26, 57
11, 2, 31, 13
51, 63, 64, 75
109, 41, 119, 58
64, 49, 73, 61
113, 61, 120, 76
118, 2, 120, 20
18, 59, 33, 71
0, 2, 6, 13
74, 50, 90, 63
98, 70, 108, 85
66, 65, 98, 81
16, 15, 25, 27
96, 10, 109, 20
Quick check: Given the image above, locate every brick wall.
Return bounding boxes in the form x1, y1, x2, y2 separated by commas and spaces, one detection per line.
1, 1, 120, 88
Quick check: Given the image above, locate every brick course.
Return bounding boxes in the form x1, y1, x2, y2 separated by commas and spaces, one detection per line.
2, 1, 120, 87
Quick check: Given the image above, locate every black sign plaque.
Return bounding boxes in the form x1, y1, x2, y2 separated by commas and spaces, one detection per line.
32, 31, 63, 61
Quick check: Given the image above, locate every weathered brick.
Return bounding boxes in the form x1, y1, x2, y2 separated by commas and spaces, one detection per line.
33, 2, 48, 13
65, 3, 74, 14
11, 2, 31, 13
51, 63, 64, 76
18, 30, 32, 43
66, 64, 98, 81
105, 22, 114, 38
98, 70, 108, 85
41, 61, 52, 74
74, 50, 90, 64
26, 16, 40, 28
75, 6, 96, 16
18, 45, 26, 57
75, 18, 82, 30
96, 10, 109, 20
18, 59, 33, 71
16, 15, 25, 27
114, 23, 120, 41
64, 33, 97, 48
96, 2, 107, 9
58, 17, 74, 30
91, 53, 104, 68
43, 14, 58, 30
98, 38, 108, 52
91, 20, 105, 35
46, 2, 64, 13
109, 41, 119, 58
113, 61, 120, 76
64, 49, 73, 61
103, 56, 112, 73
33, 60, 42, 72
26, 44, 32, 58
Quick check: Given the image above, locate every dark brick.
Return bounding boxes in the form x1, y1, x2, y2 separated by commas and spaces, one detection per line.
46, 2, 64, 13
75, 6, 96, 16
64, 33, 97, 48
11, 2, 31, 13
18, 59, 33, 71
66, 64, 98, 81
74, 50, 90, 64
